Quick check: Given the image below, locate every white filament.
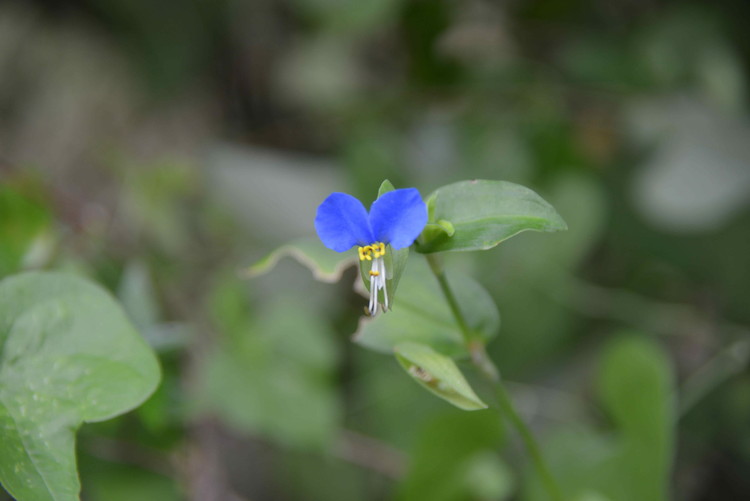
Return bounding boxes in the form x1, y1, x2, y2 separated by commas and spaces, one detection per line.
368, 256, 388, 316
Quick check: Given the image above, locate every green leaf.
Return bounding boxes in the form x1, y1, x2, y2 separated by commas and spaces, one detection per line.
0, 272, 161, 501
245, 237, 357, 283
79, 461, 179, 501
394, 342, 487, 411
378, 179, 396, 196
398, 411, 507, 501
354, 257, 499, 357
598, 335, 674, 501
524, 335, 675, 501
417, 180, 567, 253
117, 261, 190, 352
0, 179, 53, 278
117, 260, 159, 330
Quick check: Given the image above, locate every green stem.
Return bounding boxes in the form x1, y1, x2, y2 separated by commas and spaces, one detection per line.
425, 253, 565, 501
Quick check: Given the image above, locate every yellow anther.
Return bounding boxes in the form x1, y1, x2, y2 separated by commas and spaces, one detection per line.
358, 243, 386, 261
369, 270, 380, 276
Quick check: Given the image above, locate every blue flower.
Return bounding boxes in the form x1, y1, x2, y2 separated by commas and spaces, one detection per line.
315, 188, 427, 315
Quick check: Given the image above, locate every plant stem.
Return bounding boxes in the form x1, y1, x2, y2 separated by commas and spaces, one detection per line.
425, 253, 565, 501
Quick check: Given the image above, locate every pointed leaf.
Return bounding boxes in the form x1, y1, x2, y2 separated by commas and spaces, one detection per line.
395, 342, 487, 411
378, 179, 396, 197
417, 180, 567, 253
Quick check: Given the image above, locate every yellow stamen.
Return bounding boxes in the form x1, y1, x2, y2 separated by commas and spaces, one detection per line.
358, 242, 386, 261
369, 270, 380, 276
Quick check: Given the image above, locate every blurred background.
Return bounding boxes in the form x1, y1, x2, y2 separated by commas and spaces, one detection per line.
1, 0, 750, 499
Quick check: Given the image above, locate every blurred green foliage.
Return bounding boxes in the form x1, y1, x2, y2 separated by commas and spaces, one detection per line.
1, 0, 750, 499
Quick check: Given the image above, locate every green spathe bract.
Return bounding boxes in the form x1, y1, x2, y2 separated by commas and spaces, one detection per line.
0, 272, 161, 501
418, 180, 568, 253
357, 180, 410, 310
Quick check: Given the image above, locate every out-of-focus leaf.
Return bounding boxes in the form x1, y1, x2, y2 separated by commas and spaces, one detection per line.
399, 411, 506, 501
484, 174, 605, 373
575, 491, 615, 501
524, 335, 674, 501
394, 342, 487, 411
290, 0, 401, 35
0, 272, 161, 501
598, 335, 674, 501
417, 180, 567, 253
461, 451, 514, 500
194, 294, 340, 448
117, 260, 159, 330
354, 257, 499, 357
523, 427, 619, 501
117, 261, 190, 352
246, 237, 357, 283
0, 180, 53, 278
80, 461, 179, 501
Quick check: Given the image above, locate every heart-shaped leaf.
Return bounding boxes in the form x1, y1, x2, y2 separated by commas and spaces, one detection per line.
417, 180, 567, 253
0, 272, 161, 501
395, 342, 487, 411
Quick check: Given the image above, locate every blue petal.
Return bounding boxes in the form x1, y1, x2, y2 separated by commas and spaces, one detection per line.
369, 188, 427, 249
315, 193, 374, 252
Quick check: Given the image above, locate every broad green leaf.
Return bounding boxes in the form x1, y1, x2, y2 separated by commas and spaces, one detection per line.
358, 179, 409, 311
354, 257, 499, 357
394, 342, 487, 411
0, 272, 161, 501
245, 237, 357, 283
417, 180, 567, 253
